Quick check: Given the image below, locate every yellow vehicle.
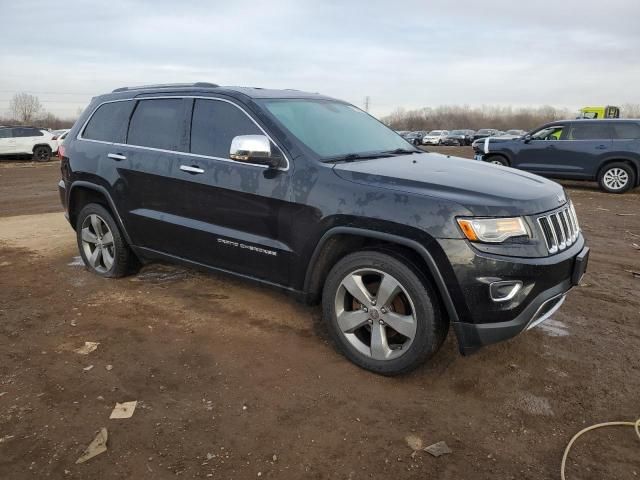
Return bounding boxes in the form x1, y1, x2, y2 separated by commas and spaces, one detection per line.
578, 106, 620, 119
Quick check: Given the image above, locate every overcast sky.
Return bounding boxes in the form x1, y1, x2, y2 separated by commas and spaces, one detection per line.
1, 0, 639, 119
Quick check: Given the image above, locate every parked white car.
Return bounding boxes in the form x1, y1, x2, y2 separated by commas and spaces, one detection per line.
422, 130, 450, 145
0, 126, 57, 161
51, 129, 70, 152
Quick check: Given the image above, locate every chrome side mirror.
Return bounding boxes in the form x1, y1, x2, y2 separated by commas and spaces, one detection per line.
229, 135, 284, 169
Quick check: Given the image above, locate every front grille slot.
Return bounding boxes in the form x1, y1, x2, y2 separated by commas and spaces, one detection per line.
537, 203, 580, 254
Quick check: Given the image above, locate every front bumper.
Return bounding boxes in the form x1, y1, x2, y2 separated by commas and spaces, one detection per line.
438, 237, 588, 354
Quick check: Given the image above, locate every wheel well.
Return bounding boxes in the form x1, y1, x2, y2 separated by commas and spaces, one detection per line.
305, 234, 449, 324
597, 159, 639, 185
485, 153, 509, 165
68, 186, 112, 229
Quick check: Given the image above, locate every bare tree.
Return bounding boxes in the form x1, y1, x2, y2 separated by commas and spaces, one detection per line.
381, 104, 573, 132
9, 93, 42, 124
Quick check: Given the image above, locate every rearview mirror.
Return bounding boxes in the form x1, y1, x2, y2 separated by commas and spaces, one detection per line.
230, 135, 284, 169
523, 134, 532, 143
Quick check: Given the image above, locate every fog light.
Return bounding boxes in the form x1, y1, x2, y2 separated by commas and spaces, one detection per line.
490, 280, 523, 302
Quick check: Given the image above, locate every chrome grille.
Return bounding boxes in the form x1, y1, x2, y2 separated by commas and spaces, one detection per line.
537, 203, 580, 254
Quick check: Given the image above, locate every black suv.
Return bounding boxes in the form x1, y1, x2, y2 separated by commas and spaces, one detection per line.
58, 83, 589, 375
473, 119, 640, 193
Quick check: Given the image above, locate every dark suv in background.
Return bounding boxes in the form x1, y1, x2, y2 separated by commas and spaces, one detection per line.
474, 119, 640, 193
59, 83, 589, 375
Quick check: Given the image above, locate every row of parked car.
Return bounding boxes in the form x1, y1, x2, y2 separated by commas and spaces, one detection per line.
397, 129, 527, 146
0, 126, 69, 161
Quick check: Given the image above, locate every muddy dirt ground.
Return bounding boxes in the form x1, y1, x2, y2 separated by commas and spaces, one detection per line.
0, 151, 638, 479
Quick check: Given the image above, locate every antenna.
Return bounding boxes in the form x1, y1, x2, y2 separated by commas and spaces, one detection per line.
364, 96, 370, 112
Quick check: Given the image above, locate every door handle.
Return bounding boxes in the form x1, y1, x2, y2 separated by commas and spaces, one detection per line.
180, 165, 205, 174
107, 153, 127, 161
595, 144, 608, 150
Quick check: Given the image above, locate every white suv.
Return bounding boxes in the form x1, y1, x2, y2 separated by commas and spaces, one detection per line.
422, 130, 450, 145
0, 126, 58, 161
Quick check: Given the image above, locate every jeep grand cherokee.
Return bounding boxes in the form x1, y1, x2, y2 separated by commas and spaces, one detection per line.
58, 83, 589, 375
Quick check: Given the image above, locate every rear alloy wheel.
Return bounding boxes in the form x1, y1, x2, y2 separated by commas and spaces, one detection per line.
598, 163, 635, 194
76, 203, 135, 277
32, 145, 51, 162
323, 251, 446, 375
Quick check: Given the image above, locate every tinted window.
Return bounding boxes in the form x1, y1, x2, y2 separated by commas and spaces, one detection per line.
83, 101, 134, 143
12, 127, 43, 137
566, 123, 611, 140
611, 122, 640, 140
190, 99, 262, 158
128, 99, 185, 151
0, 129, 11, 139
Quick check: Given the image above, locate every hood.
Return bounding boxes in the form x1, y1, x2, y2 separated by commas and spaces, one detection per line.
333, 152, 567, 217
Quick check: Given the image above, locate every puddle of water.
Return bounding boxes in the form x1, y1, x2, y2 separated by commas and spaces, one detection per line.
68, 256, 84, 267
537, 318, 569, 337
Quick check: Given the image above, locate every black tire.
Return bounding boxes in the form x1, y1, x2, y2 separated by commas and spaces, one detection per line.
598, 162, 636, 194
486, 155, 509, 166
32, 145, 51, 162
322, 251, 446, 375
75, 203, 136, 278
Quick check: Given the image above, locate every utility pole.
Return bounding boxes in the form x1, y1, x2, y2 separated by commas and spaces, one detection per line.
364, 96, 370, 112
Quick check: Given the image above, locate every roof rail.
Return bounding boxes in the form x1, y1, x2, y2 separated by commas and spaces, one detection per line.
112, 82, 219, 93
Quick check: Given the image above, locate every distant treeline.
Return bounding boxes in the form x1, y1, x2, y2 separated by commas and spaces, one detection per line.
381, 104, 640, 132
0, 114, 75, 130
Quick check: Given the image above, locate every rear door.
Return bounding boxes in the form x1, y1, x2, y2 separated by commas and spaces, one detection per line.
164, 97, 293, 285
11, 127, 40, 154
114, 97, 191, 255
556, 123, 614, 178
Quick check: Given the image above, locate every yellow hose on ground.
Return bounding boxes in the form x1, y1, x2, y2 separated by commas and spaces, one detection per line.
561, 418, 640, 480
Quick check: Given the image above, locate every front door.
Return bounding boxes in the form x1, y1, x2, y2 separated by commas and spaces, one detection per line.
165, 98, 293, 286
514, 124, 566, 174
0, 128, 15, 154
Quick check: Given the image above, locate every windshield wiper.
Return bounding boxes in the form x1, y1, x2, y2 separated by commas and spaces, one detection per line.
384, 148, 421, 155
323, 152, 388, 163
323, 148, 421, 163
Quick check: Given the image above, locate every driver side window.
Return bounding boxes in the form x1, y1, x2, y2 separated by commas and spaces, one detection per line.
531, 125, 564, 141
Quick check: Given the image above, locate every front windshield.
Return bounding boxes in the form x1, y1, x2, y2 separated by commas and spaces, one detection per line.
428, 130, 443, 135
477, 129, 492, 134
259, 99, 411, 159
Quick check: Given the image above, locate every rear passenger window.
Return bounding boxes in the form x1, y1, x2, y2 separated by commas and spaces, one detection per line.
127, 99, 185, 151
611, 123, 640, 139
190, 99, 261, 158
566, 124, 611, 140
83, 101, 134, 143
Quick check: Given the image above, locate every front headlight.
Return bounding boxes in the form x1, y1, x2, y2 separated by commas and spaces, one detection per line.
457, 217, 529, 243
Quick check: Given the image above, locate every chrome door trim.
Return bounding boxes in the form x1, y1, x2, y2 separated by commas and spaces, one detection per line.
179, 165, 205, 174
76, 96, 290, 171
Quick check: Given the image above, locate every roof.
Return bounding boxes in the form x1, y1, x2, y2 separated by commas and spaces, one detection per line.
104, 82, 332, 101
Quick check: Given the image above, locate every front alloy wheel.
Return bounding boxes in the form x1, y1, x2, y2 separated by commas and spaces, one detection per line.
323, 251, 446, 375
335, 268, 417, 361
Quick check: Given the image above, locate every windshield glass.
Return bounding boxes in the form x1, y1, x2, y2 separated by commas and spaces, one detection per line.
477, 129, 492, 134
428, 130, 443, 135
259, 99, 410, 159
